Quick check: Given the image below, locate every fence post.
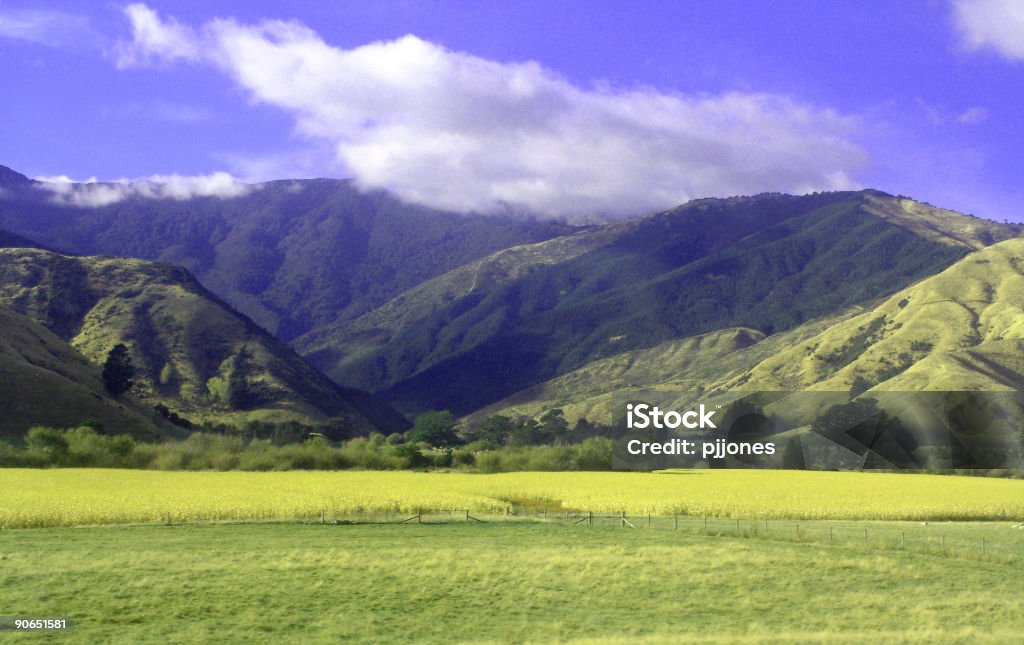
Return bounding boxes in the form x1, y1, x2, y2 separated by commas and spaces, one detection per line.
829, 526, 833, 543
704, 515, 707, 534
417, 508, 421, 524
735, 519, 740, 535
864, 528, 867, 542
764, 519, 768, 535
321, 509, 325, 525
674, 514, 678, 531
648, 513, 651, 528
900, 532, 905, 549
465, 510, 469, 523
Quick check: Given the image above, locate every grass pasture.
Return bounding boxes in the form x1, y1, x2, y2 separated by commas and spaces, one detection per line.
3, 469, 1024, 643
2, 522, 1024, 644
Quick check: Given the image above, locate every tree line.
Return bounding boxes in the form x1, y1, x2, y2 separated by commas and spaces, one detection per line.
0, 425, 613, 472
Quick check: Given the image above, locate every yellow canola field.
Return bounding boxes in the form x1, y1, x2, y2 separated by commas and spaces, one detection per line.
2, 469, 1024, 528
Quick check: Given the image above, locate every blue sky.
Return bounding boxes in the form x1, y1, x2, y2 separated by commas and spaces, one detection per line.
1, 1, 1023, 220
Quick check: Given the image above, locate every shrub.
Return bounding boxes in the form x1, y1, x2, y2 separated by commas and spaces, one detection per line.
25, 426, 69, 465
0, 427, 616, 472
451, 446, 476, 467
575, 437, 613, 470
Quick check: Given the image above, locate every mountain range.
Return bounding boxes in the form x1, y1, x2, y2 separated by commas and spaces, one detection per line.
1, 163, 1022, 441
299, 190, 1021, 415
469, 237, 1024, 426
0, 168, 573, 340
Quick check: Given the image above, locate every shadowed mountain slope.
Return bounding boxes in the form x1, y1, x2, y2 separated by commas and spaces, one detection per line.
0, 247, 402, 433
0, 305, 169, 438
0, 167, 577, 339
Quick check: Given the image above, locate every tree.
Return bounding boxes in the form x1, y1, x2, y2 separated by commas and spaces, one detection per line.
539, 409, 570, 445
509, 417, 542, 446
408, 410, 461, 448
849, 375, 872, 398
102, 343, 134, 395
474, 414, 513, 445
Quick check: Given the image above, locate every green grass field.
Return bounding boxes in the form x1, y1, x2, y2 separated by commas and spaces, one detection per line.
3, 469, 1023, 642
2, 522, 1023, 644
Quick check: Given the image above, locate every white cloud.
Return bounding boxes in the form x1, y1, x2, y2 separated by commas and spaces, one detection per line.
113, 3, 201, 67
956, 106, 990, 124
951, 0, 1024, 60
0, 8, 99, 48
35, 173, 256, 207
114, 5, 867, 218
914, 99, 990, 127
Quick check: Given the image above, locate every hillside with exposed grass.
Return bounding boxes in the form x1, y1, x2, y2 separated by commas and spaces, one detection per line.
475, 239, 1024, 432
0, 306, 168, 438
0, 247, 401, 432
305, 190, 1021, 415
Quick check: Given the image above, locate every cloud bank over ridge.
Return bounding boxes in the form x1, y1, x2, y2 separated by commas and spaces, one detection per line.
112, 3, 867, 219
36, 173, 255, 207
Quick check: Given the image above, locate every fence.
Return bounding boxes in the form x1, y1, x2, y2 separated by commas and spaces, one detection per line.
303, 507, 1022, 563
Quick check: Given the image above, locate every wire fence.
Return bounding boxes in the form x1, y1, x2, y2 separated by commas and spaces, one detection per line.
301, 507, 1024, 563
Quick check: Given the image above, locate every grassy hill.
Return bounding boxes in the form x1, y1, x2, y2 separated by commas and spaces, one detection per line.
0, 306, 168, 438
0, 166, 576, 339
463, 320, 842, 426
713, 237, 1024, 394
476, 238, 1024, 435
295, 217, 630, 379
0, 247, 401, 432
303, 190, 1021, 416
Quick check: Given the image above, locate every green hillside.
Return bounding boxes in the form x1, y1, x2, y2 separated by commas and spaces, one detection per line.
0, 167, 576, 339
477, 238, 1024, 431
464, 319, 844, 427
714, 237, 1024, 394
0, 306, 168, 438
0, 247, 399, 433
295, 218, 630, 376
304, 190, 1021, 416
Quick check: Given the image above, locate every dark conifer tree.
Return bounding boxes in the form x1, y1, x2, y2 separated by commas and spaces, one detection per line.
102, 343, 135, 395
